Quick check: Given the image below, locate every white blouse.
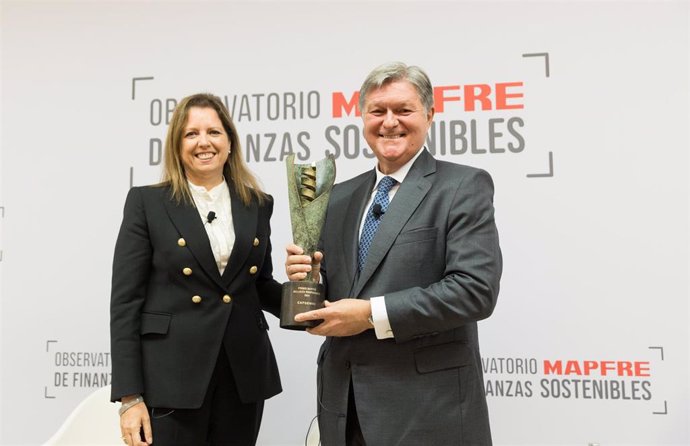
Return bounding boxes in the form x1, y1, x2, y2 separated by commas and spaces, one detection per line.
188, 180, 235, 275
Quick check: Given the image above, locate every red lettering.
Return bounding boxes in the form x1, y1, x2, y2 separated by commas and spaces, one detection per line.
600, 361, 616, 376
495, 82, 524, 110
617, 361, 633, 376
464, 84, 492, 111
583, 360, 599, 375
432, 86, 461, 113
564, 361, 583, 375
635, 362, 650, 377
543, 360, 562, 375
332, 91, 360, 118
332, 81, 525, 116
542, 359, 653, 377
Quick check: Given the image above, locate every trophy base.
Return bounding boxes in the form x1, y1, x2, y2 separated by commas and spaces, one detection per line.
280, 281, 325, 330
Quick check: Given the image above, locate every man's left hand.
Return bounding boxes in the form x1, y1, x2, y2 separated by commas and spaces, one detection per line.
295, 299, 372, 337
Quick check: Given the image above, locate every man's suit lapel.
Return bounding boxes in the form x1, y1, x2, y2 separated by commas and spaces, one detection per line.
342, 173, 376, 293
352, 150, 436, 297
162, 191, 224, 287
220, 188, 256, 286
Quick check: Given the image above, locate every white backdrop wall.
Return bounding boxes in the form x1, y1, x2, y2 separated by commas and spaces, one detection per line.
1, 1, 688, 445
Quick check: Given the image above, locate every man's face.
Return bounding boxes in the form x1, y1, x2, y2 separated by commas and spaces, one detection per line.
362, 80, 434, 174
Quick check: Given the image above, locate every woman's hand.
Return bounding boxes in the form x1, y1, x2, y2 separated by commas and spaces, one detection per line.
120, 395, 152, 446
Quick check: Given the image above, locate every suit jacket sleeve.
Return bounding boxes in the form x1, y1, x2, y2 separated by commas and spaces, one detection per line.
255, 195, 282, 318
110, 187, 151, 401
385, 169, 502, 343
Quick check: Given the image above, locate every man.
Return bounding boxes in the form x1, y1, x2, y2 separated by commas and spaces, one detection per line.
286, 62, 502, 445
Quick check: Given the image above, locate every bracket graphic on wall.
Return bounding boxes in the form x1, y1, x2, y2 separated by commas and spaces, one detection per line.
522, 52, 550, 78
0, 206, 3, 261
653, 400, 668, 415
522, 52, 555, 178
129, 76, 155, 186
131, 76, 154, 100
45, 340, 59, 399
648, 346, 668, 415
648, 346, 664, 360
526, 151, 554, 178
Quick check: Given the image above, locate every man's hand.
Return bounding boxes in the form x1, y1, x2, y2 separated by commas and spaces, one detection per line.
285, 243, 322, 282
295, 299, 373, 337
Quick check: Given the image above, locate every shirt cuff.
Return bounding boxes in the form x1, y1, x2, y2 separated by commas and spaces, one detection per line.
370, 296, 394, 339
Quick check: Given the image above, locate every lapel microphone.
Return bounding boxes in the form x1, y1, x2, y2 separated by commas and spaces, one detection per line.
206, 211, 217, 223
372, 204, 384, 220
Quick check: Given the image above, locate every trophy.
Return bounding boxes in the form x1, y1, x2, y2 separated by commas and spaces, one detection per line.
280, 154, 336, 330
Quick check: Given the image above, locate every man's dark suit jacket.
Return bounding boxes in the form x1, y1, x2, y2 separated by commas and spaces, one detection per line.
110, 182, 282, 409
317, 149, 502, 445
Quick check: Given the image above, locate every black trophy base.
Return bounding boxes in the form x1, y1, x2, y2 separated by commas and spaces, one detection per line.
280, 281, 325, 330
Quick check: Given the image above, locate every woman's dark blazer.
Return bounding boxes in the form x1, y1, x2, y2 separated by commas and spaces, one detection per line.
110, 182, 283, 409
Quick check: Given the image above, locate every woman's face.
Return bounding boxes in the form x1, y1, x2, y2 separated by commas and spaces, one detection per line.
180, 106, 230, 186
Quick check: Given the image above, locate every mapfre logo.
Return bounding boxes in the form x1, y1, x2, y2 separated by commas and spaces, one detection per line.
482, 355, 661, 408
328, 82, 526, 160
331, 82, 524, 117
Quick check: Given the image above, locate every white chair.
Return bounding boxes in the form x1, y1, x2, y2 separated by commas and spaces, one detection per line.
43, 385, 121, 445
305, 417, 320, 446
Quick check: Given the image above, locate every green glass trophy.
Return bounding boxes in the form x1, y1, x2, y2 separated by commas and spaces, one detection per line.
280, 154, 336, 330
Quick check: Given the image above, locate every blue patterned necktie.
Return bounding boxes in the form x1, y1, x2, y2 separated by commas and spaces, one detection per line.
358, 176, 397, 272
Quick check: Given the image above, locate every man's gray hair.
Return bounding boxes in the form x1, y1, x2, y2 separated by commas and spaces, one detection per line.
358, 62, 434, 113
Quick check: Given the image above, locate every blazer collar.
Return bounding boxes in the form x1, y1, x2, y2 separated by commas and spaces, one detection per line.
162, 188, 223, 286
162, 181, 257, 290
352, 149, 436, 296
220, 186, 257, 287
342, 172, 377, 291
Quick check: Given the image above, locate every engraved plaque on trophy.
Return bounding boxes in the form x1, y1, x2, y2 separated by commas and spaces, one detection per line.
280, 154, 336, 330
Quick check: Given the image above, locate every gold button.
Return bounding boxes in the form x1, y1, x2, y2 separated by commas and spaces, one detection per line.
192, 295, 202, 304
253, 237, 260, 247
249, 265, 258, 275
223, 295, 232, 304
177, 238, 186, 247
182, 267, 192, 276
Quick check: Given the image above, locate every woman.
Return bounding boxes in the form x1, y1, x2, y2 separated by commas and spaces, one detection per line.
110, 93, 282, 446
